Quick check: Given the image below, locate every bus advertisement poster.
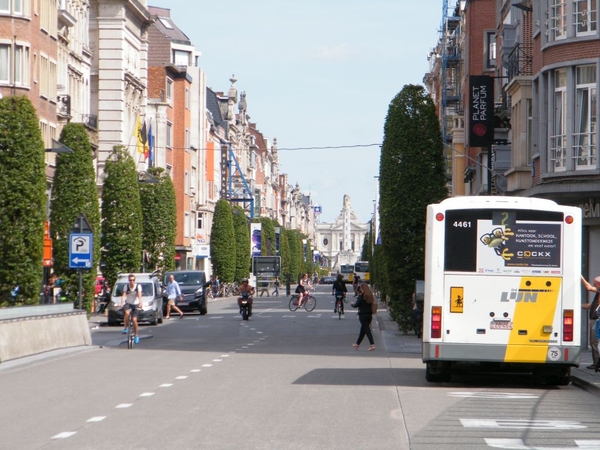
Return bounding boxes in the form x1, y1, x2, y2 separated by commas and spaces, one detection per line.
477, 221, 561, 273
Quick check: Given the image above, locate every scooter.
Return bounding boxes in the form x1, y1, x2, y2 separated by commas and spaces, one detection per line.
239, 294, 250, 320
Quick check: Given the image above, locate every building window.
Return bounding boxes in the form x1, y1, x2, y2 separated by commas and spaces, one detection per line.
173, 50, 190, 66
40, 0, 57, 36
549, 0, 567, 40
185, 170, 189, 194
166, 78, 172, 103
14, 45, 29, 86
574, 65, 597, 169
166, 122, 172, 147
484, 31, 496, 70
526, 98, 533, 164
0, 0, 28, 15
550, 69, 567, 171
0, 45, 10, 83
184, 212, 190, 237
197, 212, 203, 229
185, 128, 189, 150
574, 0, 597, 35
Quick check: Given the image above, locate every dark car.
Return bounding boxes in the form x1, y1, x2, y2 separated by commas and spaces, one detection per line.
163, 270, 208, 315
320, 276, 336, 284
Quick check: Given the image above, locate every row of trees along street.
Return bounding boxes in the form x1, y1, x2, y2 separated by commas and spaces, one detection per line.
0, 95, 321, 311
368, 84, 448, 330
210, 199, 318, 285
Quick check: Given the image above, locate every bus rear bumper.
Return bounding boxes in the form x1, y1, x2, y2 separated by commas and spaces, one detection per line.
422, 341, 580, 366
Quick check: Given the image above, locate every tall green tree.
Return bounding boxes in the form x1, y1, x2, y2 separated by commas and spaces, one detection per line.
287, 230, 300, 283
304, 240, 314, 275
278, 226, 292, 285
100, 146, 143, 286
210, 199, 235, 282
379, 84, 448, 323
233, 206, 250, 282
50, 123, 101, 310
139, 166, 176, 275
0, 97, 47, 305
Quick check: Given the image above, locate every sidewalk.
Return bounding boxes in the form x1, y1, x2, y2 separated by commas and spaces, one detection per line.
374, 302, 600, 393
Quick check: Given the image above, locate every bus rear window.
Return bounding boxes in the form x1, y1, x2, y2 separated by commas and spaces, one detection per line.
444, 209, 563, 274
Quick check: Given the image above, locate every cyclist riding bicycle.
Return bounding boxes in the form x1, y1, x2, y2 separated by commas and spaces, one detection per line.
121, 273, 142, 344
237, 278, 255, 317
332, 273, 347, 314
296, 273, 313, 307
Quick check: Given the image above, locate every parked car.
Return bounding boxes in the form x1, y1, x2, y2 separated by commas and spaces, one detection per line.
107, 272, 163, 326
320, 276, 336, 284
162, 270, 208, 315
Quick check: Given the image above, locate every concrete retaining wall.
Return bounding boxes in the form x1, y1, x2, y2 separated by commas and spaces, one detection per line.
0, 304, 91, 363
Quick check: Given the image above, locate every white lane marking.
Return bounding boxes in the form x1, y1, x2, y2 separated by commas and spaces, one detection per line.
160, 383, 174, 387
486, 438, 600, 449
87, 416, 106, 423
250, 328, 256, 331
175, 376, 188, 380
256, 331, 263, 334
139, 392, 154, 397
462, 419, 585, 430
247, 343, 254, 346
449, 392, 539, 399
221, 354, 229, 358
190, 369, 201, 373
52, 432, 76, 439
282, 315, 296, 318
209, 316, 224, 319
202, 364, 213, 367
213, 359, 222, 362
116, 404, 132, 409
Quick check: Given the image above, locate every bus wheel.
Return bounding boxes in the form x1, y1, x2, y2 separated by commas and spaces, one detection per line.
426, 362, 451, 382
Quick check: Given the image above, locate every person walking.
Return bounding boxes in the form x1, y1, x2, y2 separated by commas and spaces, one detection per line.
581, 275, 600, 369
165, 274, 184, 319
272, 276, 280, 297
351, 282, 375, 351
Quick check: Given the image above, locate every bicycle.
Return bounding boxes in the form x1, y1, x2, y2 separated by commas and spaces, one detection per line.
289, 292, 316, 312
334, 293, 346, 319
125, 313, 135, 349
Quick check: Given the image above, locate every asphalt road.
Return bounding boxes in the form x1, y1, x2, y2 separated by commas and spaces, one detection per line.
2, 286, 600, 450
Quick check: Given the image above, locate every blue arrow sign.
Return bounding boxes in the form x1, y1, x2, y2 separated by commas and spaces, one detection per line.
69, 233, 93, 269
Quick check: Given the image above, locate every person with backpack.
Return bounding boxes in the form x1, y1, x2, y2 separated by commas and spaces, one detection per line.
332, 273, 347, 314
351, 282, 375, 351
121, 274, 142, 344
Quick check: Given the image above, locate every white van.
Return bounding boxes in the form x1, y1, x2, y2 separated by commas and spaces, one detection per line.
107, 272, 164, 326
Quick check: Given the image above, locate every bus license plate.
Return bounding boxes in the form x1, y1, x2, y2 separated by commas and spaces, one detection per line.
490, 321, 513, 330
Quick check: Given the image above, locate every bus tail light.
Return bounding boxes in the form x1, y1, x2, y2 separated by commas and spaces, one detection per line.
431, 306, 442, 339
563, 309, 574, 342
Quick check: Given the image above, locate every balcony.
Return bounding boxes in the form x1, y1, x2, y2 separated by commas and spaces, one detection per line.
507, 43, 532, 83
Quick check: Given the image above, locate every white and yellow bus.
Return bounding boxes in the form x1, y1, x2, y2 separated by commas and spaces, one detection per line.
339, 264, 354, 283
350, 261, 370, 283
423, 197, 581, 384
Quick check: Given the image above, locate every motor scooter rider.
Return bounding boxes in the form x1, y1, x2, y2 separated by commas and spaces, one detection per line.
237, 278, 255, 316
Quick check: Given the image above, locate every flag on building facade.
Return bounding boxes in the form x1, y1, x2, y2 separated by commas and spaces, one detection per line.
148, 123, 154, 165
136, 115, 149, 160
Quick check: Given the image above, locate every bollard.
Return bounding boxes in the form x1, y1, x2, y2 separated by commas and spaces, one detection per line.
286, 282, 291, 296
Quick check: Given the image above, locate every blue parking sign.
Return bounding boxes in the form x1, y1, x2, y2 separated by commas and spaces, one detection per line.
69, 233, 93, 269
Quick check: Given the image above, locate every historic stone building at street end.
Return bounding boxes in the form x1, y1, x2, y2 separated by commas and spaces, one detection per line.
315, 195, 369, 272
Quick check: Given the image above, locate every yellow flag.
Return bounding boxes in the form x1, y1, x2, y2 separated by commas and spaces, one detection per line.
135, 115, 144, 155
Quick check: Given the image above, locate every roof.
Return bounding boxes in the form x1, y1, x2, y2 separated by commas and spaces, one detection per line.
148, 6, 191, 45
206, 87, 226, 128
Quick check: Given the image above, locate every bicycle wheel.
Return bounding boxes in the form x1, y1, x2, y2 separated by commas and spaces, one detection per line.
304, 295, 316, 312
127, 323, 134, 349
288, 295, 299, 311
338, 300, 343, 319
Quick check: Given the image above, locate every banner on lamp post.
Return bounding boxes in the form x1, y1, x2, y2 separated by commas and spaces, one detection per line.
469, 75, 494, 147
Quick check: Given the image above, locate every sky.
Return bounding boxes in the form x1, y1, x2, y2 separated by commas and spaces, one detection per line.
164, 0, 445, 223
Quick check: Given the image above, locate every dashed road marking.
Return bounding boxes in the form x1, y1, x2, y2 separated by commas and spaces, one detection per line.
139, 392, 154, 397
176, 376, 188, 379
86, 417, 106, 423
116, 403, 132, 409
160, 383, 173, 387
52, 432, 76, 439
